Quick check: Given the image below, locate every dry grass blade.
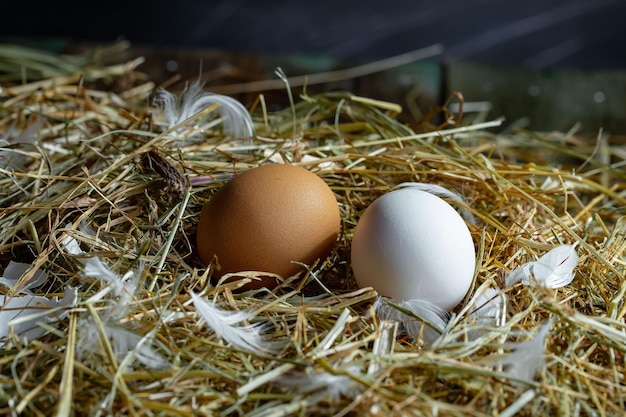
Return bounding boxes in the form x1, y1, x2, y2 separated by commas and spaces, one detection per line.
1, 46, 625, 416
0, 41, 130, 82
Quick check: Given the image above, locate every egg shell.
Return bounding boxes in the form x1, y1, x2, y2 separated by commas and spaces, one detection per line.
351, 188, 475, 311
196, 164, 340, 290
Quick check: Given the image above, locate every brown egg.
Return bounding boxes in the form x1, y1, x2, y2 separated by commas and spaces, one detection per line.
196, 164, 340, 290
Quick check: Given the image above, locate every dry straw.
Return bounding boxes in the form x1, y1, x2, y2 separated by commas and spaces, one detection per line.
1, 44, 625, 416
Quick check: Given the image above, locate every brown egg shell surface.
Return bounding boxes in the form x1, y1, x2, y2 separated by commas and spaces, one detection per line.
196, 164, 341, 291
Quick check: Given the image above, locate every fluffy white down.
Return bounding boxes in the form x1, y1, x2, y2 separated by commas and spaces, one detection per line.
351, 188, 475, 311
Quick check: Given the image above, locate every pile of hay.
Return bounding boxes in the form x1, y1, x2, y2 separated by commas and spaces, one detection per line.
1, 46, 625, 416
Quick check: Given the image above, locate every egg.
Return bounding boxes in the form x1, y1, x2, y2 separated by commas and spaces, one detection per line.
196, 164, 340, 290
351, 188, 475, 311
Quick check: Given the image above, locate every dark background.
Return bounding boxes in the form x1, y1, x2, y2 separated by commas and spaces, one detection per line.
3, 0, 626, 134
7, 0, 626, 68
4, 0, 626, 70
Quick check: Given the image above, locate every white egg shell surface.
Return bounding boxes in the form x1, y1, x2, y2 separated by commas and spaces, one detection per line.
351, 188, 475, 311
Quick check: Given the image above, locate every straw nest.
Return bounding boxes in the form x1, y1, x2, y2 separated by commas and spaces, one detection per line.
1, 45, 625, 417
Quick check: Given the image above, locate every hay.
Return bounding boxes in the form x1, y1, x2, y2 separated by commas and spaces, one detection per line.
1, 46, 625, 417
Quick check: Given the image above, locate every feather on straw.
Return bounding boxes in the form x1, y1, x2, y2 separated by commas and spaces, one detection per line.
105, 324, 168, 369
0, 286, 77, 346
373, 297, 449, 344
190, 291, 273, 354
277, 365, 364, 403
0, 252, 76, 346
77, 258, 168, 369
81, 257, 138, 318
77, 319, 168, 369
153, 80, 254, 139
506, 245, 578, 288
0, 261, 48, 294
469, 286, 506, 326
0, 118, 44, 171
493, 320, 553, 384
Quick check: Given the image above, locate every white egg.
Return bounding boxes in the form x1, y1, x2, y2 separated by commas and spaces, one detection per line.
351, 188, 475, 311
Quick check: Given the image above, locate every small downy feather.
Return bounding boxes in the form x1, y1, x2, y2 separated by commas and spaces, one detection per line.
0, 259, 76, 346
277, 365, 364, 403
0, 261, 48, 294
0, 118, 44, 171
153, 80, 254, 139
469, 286, 507, 328
506, 245, 578, 288
77, 258, 168, 369
394, 182, 476, 224
61, 233, 83, 256
60, 222, 89, 257
60, 222, 97, 259
76, 319, 168, 369
81, 257, 139, 318
1, 286, 77, 346
493, 320, 553, 384
373, 297, 449, 345
505, 264, 531, 288
190, 292, 272, 354
525, 244, 578, 288
106, 325, 168, 369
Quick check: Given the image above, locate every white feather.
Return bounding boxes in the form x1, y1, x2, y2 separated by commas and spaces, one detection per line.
467, 286, 507, 339
394, 182, 476, 224
81, 257, 123, 292
153, 80, 254, 139
61, 221, 96, 258
60, 223, 86, 256
525, 245, 578, 288
190, 292, 272, 354
81, 257, 138, 317
493, 320, 553, 384
373, 297, 449, 344
76, 258, 170, 369
469, 286, 506, 325
0, 261, 48, 294
0, 119, 44, 171
105, 324, 169, 369
77, 319, 169, 369
278, 365, 363, 403
1, 286, 77, 346
505, 263, 531, 287
506, 245, 578, 288
61, 234, 84, 256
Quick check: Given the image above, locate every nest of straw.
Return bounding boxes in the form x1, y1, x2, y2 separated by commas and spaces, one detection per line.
1, 46, 625, 417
